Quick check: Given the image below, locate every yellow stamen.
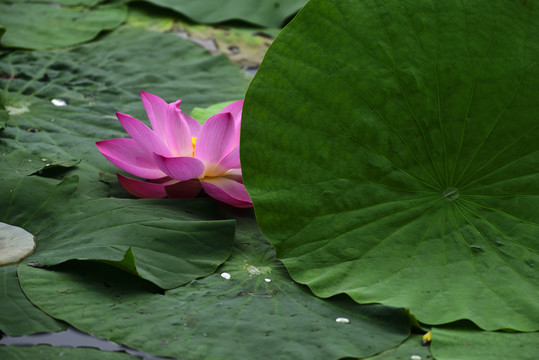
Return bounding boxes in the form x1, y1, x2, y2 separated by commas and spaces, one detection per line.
192, 136, 197, 157
422, 330, 432, 345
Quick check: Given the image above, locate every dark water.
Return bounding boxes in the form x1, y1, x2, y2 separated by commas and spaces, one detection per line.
0, 327, 177, 359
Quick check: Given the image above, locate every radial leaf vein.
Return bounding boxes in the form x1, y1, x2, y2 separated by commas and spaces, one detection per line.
374, 1, 445, 189
432, 0, 449, 187
450, 3, 495, 184
455, 62, 533, 187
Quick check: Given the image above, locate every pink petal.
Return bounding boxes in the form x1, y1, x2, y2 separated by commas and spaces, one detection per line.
183, 113, 202, 137
217, 145, 241, 170
141, 91, 202, 138
116, 112, 172, 157
163, 101, 193, 157
201, 176, 252, 208
225, 169, 243, 177
140, 91, 168, 138
117, 173, 167, 198
141, 92, 193, 156
96, 138, 165, 179
220, 100, 243, 148
219, 100, 243, 121
165, 180, 202, 198
154, 154, 205, 182
195, 112, 235, 165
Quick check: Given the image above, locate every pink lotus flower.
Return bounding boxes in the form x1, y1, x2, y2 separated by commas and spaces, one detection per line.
96, 92, 252, 208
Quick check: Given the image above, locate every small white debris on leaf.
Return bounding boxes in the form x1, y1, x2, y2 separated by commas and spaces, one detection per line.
51, 98, 67, 106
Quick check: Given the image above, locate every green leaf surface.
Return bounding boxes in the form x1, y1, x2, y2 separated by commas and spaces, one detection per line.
1, 150, 235, 289
0, 154, 75, 335
0, 156, 80, 236
18, 212, 411, 360
0, 2, 127, 49
242, 0, 539, 331
190, 100, 236, 124
0, 150, 79, 180
5, 0, 104, 5
25, 198, 236, 289
141, 0, 307, 27
431, 328, 539, 360
0, 26, 249, 198
0, 265, 65, 336
0, 22, 248, 329
362, 335, 432, 360
0, 345, 139, 360
0, 223, 35, 267
0, 152, 75, 334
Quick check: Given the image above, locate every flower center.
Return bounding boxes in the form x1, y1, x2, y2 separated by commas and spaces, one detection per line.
192, 136, 197, 157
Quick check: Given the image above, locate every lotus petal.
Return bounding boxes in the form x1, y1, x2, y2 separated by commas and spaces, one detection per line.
116, 112, 172, 157
96, 138, 165, 179
140, 91, 169, 138
220, 100, 243, 147
183, 113, 202, 138
195, 112, 235, 165
154, 154, 205, 182
165, 180, 202, 198
201, 176, 252, 208
218, 145, 241, 170
117, 173, 167, 198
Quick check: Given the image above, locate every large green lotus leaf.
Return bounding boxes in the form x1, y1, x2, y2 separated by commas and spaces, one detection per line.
24, 198, 235, 289
0, 157, 233, 333
0, 151, 77, 335
0, 154, 80, 236
0, 265, 66, 336
431, 328, 539, 360
0, 345, 138, 360
0, 26, 248, 198
242, 0, 539, 331
0, 151, 73, 334
0, 150, 80, 182
0, 151, 235, 289
18, 212, 411, 360
362, 335, 431, 360
141, 0, 307, 28
0, 2, 127, 49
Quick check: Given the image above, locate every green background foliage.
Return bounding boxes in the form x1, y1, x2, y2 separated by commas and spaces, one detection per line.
1, 0, 537, 358
0, 345, 139, 360
143, 0, 308, 27
242, 0, 539, 331
0, 26, 248, 197
17, 213, 410, 359
0, 265, 66, 336
0, 2, 127, 49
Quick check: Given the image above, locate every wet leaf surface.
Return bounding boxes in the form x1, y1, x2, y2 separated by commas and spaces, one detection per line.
242, 0, 539, 331
0, 2, 127, 49
431, 327, 539, 360
18, 212, 411, 359
0, 345, 139, 360
141, 0, 307, 28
